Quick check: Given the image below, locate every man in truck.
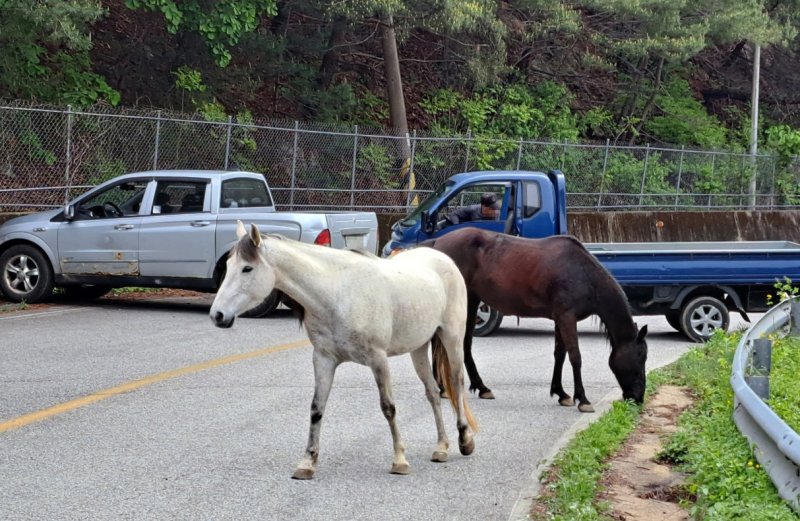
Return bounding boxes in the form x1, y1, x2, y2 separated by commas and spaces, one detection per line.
444, 192, 501, 225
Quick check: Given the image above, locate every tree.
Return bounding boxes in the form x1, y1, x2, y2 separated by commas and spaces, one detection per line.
125, 0, 278, 67
0, 0, 118, 105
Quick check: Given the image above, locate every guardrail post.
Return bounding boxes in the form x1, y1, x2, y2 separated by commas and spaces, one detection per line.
791, 301, 800, 336
746, 338, 772, 400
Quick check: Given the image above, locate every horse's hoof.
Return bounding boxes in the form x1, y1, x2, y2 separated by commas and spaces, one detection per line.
479, 390, 495, 400
439, 390, 450, 399
291, 468, 315, 480
578, 403, 595, 413
390, 463, 411, 475
558, 397, 574, 407
459, 438, 475, 456
431, 451, 448, 463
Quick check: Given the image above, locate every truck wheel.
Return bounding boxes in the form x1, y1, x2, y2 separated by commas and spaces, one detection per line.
665, 311, 681, 332
474, 301, 503, 337
0, 244, 54, 303
679, 296, 729, 342
241, 289, 281, 318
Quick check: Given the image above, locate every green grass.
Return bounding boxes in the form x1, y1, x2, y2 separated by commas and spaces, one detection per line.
769, 336, 800, 434
533, 331, 799, 520
534, 400, 642, 520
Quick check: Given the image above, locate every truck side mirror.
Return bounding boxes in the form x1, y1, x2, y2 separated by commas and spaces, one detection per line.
421, 211, 434, 234
64, 204, 75, 221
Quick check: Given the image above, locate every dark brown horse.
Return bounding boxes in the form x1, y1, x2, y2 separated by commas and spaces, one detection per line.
428, 228, 647, 412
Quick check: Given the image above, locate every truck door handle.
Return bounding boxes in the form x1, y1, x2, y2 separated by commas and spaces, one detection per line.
191, 221, 211, 227
114, 224, 135, 230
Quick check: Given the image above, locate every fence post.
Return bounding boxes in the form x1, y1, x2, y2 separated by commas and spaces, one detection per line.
464, 129, 472, 171
350, 125, 359, 209
516, 138, 524, 170
674, 145, 685, 210
224, 115, 233, 170
407, 129, 417, 207
597, 139, 610, 209
153, 110, 162, 170
64, 105, 74, 204
709, 154, 716, 207
560, 139, 567, 171
290, 121, 299, 210
638, 143, 650, 208
770, 157, 777, 209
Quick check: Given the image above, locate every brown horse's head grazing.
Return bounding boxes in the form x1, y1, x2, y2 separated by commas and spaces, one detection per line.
608, 324, 648, 403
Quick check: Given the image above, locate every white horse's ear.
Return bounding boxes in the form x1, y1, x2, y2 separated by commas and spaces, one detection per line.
250, 223, 262, 247
236, 220, 247, 239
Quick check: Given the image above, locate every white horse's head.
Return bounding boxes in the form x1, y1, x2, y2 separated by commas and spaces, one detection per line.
210, 221, 276, 328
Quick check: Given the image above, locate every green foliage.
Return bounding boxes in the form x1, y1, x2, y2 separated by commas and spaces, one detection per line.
357, 143, 397, 188
0, 0, 119, 106
766, 277, 799, 306
769, 335, 800, 434
537, 400, 642, 520
765, 124, 800, 158
643, 79, 729, 148
658, 333, 798, 520
125, 0, 278, 66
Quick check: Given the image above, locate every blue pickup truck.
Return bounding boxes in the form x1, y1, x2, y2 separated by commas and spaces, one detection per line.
382, 170, 800, 341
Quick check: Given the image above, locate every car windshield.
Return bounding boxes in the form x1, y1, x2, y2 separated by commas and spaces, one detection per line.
399, 180, 455, 226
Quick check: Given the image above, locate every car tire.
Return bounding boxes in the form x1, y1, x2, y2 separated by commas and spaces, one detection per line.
60, 284, 113, 301
240, 289, 282, 318
679, 296, 730, 342
665, 310, 681, 332
473, 301, 503, 337
0, 244, 54, 303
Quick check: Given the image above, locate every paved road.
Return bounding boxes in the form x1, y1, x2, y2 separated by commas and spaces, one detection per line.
0, 295, 752, 521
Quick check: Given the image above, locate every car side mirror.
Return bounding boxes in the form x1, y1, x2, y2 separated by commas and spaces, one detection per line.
421, 211, 434, 234
64, 204, 75, 221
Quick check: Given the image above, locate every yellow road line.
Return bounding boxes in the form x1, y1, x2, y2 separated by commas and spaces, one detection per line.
0, 339, 310, 433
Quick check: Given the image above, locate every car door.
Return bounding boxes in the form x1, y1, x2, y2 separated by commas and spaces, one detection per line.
58, 179, 147, 275
138, 178, 216, 279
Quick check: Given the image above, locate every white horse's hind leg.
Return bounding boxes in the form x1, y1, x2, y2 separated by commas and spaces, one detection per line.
440, 330, 475, 456
293, 350, 338, 480
409, 345, 449, 463
367, 352, 410, 475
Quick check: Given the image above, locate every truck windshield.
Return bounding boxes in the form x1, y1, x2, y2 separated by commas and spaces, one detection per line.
399, 180, 455, 226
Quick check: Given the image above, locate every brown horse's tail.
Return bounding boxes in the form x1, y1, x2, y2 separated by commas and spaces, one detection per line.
432, 336, 479, 433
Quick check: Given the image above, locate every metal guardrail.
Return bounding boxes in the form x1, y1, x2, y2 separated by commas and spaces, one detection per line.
731, 297, 800, 512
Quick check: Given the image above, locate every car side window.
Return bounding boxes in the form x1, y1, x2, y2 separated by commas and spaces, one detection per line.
523, 182, 541, 218
221, 178, 272, 208
76, 181, 148, 219
152, 181, 209, 214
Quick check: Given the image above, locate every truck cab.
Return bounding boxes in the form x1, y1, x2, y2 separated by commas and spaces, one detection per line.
382, 170, 568, 256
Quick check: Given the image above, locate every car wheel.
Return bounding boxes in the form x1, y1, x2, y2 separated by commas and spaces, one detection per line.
240, 289, 282, 318
664, 310, 681, 332
0, 244, 54, 303
679, 296, 730, 342
60, 284, 113, 301
473, 301, 503, 337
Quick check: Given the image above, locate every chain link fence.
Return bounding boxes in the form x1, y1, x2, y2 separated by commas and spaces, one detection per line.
2, 100, 799, 213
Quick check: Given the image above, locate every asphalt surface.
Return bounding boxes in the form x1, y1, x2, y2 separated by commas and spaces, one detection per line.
0, 295, 753, 521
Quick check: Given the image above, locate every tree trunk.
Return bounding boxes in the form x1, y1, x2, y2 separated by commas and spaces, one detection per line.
631, 56, 665, 145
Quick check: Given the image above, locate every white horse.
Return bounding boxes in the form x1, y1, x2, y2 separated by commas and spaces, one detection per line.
210, 221, 477, 479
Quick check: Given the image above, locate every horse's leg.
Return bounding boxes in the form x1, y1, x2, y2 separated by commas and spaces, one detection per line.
293, 349, 338, 480
463, 294, 494, 399
367, 351, 411, 475
439, 331, 475, 456
555, 315, 594, 413
550, 324, 573, 407
409, 345, 449, 463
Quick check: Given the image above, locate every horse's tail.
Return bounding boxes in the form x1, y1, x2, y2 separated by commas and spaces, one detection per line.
432, 336, 479, 433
